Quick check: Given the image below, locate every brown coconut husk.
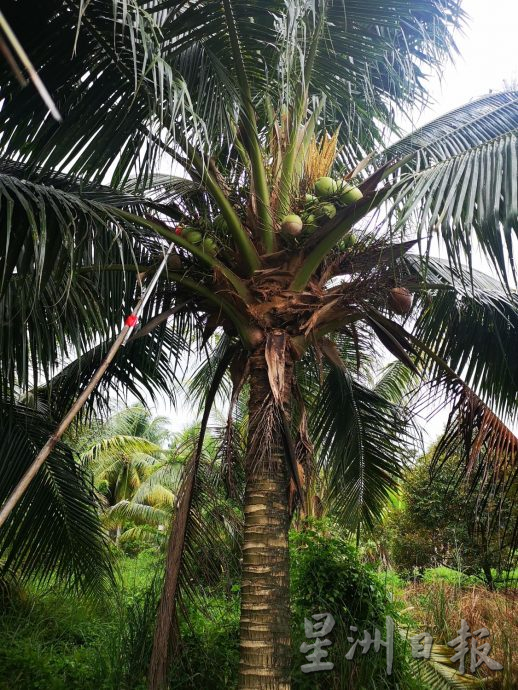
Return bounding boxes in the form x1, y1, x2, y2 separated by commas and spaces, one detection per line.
388, 286, 413, 314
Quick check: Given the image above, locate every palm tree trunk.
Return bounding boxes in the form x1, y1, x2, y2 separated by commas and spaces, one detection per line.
238, 349, 292, 690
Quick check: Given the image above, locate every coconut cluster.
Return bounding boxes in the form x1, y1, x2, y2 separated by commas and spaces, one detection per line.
176, 223, 219, 256
281, 176, 363, 243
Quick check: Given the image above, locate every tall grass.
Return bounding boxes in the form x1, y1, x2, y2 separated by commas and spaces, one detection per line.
401, 581, 518, 689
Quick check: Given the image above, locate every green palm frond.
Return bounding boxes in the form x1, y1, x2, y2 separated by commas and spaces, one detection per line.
0, 400, 113, 594
0, 1, 210, 186
118, 524, 166, 547
100, 404, 172, 445
385, 91, 518, 284
315, 0, 464, 165
373, 360, 419, 405
29, 324, 189, 422
0, 163, 201, 402
78, 405, 174, 508
403, 255, 518, 420
311, 361, 415, 532
82, 435, 162, 463
107, 500, 170, 528
131, 463, 184, 498
1, 1, 463, 184
188, 334, 236, 412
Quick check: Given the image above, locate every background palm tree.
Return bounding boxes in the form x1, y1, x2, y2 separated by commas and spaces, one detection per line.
77, 405, 171, 540
1, 2, 518, 689
105, 421, 242, 572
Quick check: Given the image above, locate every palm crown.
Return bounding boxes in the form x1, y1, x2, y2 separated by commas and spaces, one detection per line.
1, 1, 518, 689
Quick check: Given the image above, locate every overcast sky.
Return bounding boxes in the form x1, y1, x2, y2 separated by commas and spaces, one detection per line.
148, 0, 518, 439
413, 0, 517, 125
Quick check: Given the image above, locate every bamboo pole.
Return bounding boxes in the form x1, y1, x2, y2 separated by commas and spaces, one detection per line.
0, 10, 61, 121
0, 242, 176, 529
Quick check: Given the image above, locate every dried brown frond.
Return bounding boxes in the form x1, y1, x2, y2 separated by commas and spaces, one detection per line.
435, 386, 518, 479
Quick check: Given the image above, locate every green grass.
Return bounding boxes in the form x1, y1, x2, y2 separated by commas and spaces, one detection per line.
0, 587, 111, 690
421, 566, 518, 589
3, 548, 514, 689
0, 550, 161, 690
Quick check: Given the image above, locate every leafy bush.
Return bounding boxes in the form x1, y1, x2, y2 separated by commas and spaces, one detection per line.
383, 454, 516, 588
169, 594, 240, 689
290, 520, 420, 689
0, 586, 114, 690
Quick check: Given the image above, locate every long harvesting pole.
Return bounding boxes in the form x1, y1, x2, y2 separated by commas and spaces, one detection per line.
0, 242, 176, 529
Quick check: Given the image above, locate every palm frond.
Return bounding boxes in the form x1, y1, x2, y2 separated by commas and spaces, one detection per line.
82, 435, 162, 463
384, 91, 518, 284
311, 361, 414, 532
0, 400, 113, 594
0, 163, 204, 402
1, 0, 464, 184
187, 334, 237, 412
31, 312, 194, 422
405, 635, 486, 689
432, 383, 518, 523
316, 0, 464, 166
404, 255, 518, 420
107, 500, 170, 528
0, 1, 211, 186
373, 360, 419, 405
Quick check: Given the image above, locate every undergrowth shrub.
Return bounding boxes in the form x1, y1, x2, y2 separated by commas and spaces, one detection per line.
290, 520, 420, 690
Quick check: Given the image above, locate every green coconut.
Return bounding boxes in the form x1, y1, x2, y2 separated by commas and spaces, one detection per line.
281, 213, 303, 236
302, 212, 317, 227
314, 177, 338, 198
339, 183, 363, 206
185, 230, 203, 244
304, 193, 318, 204
317, 202, 336, 220
341, 232, 357, 249
201, 237, 218, 255
213, 215, 228, 233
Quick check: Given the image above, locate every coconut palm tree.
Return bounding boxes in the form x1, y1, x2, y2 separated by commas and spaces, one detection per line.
107, 422, 242, 574
77, 405, 171, 539
1, 1, 518, 688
